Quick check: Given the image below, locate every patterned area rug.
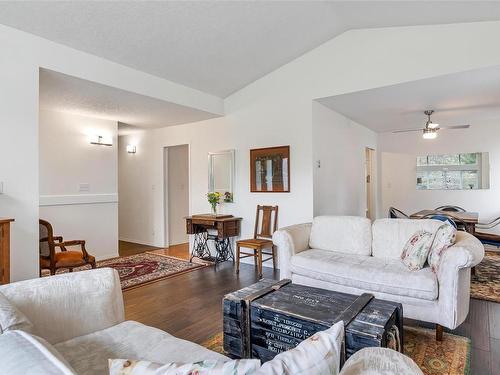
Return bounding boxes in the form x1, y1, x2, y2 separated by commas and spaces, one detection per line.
471, 251, 500, 303
202, 326, 470, 375
42, 252, 206, 290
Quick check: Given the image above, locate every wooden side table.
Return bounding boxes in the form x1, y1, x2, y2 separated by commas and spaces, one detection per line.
186, 215, 242, 264
0, 218, 14, 284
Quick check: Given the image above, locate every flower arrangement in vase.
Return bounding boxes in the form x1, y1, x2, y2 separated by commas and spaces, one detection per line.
207, 191, 222, 216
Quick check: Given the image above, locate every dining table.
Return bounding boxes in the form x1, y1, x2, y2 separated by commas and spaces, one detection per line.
410, 209, 479, 234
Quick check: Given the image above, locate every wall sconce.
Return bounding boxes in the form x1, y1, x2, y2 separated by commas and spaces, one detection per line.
90, 135, 113, 146
126, 145, 137, 154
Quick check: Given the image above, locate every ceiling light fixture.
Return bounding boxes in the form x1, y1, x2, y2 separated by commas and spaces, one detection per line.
422, 128, 438, 139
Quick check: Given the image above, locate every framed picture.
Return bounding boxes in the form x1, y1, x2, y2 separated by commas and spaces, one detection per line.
250, 145, 290, 192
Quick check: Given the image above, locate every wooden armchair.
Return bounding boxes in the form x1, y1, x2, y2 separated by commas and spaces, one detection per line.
39, 219, 96, 276
236, 205, 278, 277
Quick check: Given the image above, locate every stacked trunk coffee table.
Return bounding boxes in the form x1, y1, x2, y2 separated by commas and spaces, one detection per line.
223, 279, 403, 363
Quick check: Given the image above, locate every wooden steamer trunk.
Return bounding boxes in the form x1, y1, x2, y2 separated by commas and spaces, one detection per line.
223, 279, 403, 362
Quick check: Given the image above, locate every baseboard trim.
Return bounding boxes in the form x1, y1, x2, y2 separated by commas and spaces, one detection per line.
95, 252, 119, 261
40, 194, 118, 207
119, 237, 158, 247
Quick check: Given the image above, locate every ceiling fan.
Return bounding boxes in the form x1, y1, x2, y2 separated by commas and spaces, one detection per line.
392, 110, 470, 139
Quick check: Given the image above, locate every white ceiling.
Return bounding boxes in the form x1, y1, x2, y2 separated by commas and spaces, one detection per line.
3, 2, 500, 97
39, 69, 220, 131
318, 65, 500, 133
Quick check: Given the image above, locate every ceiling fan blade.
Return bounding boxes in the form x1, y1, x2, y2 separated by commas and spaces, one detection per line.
439, 125, 470, 130
391, 128, 423, 133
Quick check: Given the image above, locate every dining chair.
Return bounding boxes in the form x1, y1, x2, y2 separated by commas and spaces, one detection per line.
388, 207, 409, 219
435, 205, 466, 212
419, 213, 467, 231
474, 215, 500, 248
39, 219, 96, 276
236, 205, 278, 277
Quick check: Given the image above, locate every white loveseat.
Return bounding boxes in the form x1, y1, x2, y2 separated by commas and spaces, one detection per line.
272, 216, 484, 332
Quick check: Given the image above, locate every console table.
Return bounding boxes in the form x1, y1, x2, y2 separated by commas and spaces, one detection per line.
0, 218, 14, 284
186, 215, 242, 264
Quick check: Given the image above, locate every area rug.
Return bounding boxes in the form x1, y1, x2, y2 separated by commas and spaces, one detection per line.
202, 326, 470, 375
42, 252, 206, 290
471, 250, 500, 303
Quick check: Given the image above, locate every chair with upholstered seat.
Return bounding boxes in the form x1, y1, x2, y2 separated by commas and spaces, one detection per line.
39, 219, 96, 276
236, 205, 278, 277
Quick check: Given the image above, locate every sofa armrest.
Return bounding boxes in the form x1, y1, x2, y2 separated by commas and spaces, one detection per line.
273, 223, 312, 279
0, 268, 124, 344
439, 231, 484, 272
436, 231, 484, 329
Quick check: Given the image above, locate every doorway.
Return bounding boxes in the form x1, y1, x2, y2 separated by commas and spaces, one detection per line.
365, 147, 375, 220
164, 145, 189, 249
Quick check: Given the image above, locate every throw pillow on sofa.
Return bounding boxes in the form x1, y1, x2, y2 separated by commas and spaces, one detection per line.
108, 321, 344, 375
401, 230, 434, 271
0, 291, 33, 334
427, 223, 457, 273
255, 320, 344, 375
108, 359, 261, 374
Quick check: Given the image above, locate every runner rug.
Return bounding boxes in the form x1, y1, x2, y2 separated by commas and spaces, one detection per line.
42, 252, 206, 290
202, 326, 470, 375
471, 250, 500, 303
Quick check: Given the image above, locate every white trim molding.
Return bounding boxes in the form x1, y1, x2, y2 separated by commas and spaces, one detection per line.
39, 194, 118, 207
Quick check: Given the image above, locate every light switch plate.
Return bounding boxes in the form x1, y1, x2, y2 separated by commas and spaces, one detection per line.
79, 183, 90, 192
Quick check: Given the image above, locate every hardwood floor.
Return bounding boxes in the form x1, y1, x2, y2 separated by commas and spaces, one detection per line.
124, 261, 498, 373
119, 241, 190, 260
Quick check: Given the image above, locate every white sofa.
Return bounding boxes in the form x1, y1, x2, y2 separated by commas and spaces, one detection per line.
272, 216, 484, 333
0, 268, 226, 375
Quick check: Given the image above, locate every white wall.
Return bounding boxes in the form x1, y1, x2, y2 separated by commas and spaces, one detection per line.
379, 119, 500, 233
4, 21, 500, 279
0, 23, 222, 281
39, 110, 118, 260
312, 102, 377, 217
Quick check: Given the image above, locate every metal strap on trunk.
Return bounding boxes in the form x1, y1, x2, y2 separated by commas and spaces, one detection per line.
337, 293, 374, 327
241, 279, 291, 358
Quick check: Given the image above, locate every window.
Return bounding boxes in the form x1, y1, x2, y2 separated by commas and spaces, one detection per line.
416, 153, 488, 190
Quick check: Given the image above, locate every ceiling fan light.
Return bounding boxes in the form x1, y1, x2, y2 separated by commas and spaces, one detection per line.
422, 128, 438, 139
427, 122, 439, 129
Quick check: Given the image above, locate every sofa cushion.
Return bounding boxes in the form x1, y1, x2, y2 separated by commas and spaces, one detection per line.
54, 321, 227, 375
0, 330, 77, 375
372, 219, 443, 259
291, 249, 438, 301
0, 291, 33, 334
309, 216, 372, 256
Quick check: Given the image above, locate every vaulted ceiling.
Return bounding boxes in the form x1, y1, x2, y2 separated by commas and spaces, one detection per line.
2, 1, 500, 97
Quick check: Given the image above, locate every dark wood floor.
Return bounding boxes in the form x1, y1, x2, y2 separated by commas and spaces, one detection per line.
119, 241, 190, 259
123, 261, 498, 374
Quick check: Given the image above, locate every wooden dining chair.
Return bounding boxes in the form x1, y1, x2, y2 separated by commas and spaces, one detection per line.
236, 205, 278, 277
39, 219, 96, 276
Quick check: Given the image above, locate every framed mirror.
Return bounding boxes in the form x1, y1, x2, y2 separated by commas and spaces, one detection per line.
208, 150, 235, 202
